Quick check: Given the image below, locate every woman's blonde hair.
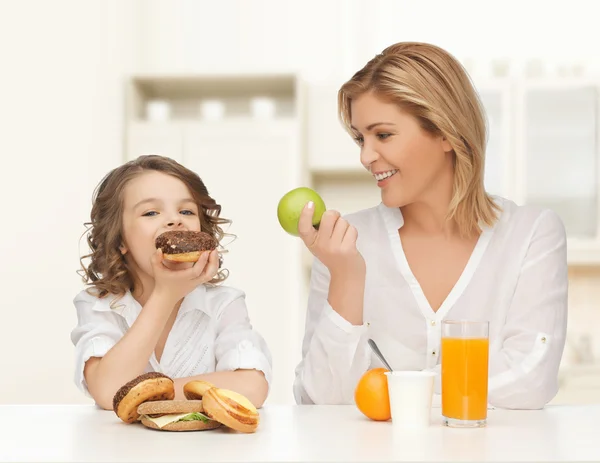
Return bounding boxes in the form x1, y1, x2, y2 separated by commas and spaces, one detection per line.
79, 155, 231, 298
338, 42, 500, 237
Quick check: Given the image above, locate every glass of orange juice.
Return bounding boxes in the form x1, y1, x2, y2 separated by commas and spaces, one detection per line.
441, 320, 489, 428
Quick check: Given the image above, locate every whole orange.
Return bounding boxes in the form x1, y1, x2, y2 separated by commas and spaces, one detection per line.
354, 367, 391, 421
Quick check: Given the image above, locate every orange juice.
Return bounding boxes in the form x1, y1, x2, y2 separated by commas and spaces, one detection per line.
441, 337, 489, 421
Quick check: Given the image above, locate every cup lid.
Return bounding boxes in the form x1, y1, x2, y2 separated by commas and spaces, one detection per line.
384, 370, 436, 377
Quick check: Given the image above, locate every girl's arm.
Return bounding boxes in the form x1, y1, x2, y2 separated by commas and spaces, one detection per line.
76, 249, 220, 410
82, 290, 177, 410
171, 290, 273, 408
173, 369, 268, 408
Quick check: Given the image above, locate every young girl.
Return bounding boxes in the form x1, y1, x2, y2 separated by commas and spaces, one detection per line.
71, 155, 272, 410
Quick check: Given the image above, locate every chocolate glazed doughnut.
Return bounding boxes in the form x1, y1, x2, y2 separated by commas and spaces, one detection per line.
155, 230, 218, 263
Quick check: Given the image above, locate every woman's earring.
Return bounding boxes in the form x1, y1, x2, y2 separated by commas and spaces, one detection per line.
218, 253, 223, 269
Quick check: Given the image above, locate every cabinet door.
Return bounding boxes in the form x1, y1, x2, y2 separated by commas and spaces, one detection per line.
126, 122, 184, 162
306, 84, 360, 172
479, 86, 511, 198
182, 120, 303, 405
521, 85, 598, 238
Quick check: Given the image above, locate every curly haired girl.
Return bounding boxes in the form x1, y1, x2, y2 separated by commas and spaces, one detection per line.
71, 155, 272, 409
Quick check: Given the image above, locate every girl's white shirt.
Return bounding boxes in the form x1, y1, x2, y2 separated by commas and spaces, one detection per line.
294, 197, 568, 409
71, 284, 272, 396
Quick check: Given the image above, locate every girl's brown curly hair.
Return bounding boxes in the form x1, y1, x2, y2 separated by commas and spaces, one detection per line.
79, 155, 232, 298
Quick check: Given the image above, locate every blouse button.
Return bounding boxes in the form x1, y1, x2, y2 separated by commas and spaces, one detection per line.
541, 337, 547, 343
432, 350, 436, 356
239, 340, 252, 351
430, 320, 436, 326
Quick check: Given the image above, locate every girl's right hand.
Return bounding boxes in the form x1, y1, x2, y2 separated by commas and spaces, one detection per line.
150, 248, 220, 303
298, 201, 365, 278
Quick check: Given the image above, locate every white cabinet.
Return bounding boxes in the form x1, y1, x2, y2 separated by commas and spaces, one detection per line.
518, 83, 598, 238
182, 121, 303, 403
306, 84, 361, 173
126, 122, 183, 162
479, 83, 512, 199
516, 81, 600, 263
127, 120, 304, 406
124, 75, 306, 405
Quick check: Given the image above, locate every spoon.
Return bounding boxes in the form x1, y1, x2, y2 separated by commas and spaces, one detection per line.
368, 339, 393, 372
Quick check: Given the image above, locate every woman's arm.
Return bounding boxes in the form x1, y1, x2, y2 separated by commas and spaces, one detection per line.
487, 209, 568, 409
294, 205, 372, 404
293, 257, 371, 405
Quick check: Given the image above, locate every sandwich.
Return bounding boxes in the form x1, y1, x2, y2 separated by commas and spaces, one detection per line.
185, 380, 260, 433
182, 379, 214, 399
112, 374, 260, 433
137, 400, 221, 432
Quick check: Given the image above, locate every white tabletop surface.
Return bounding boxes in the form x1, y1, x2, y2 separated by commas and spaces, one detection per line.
0, 404, 599, 462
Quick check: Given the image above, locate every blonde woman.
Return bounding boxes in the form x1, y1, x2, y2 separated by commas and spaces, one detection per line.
293, 42, 568, 409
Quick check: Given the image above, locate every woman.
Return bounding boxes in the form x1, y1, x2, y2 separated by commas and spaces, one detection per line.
293, 42, 567, 410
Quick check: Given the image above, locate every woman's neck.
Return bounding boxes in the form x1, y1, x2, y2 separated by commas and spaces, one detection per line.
400, 167, 457, 237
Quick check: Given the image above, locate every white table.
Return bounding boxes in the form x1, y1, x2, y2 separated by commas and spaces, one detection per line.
1, 404, 599, 462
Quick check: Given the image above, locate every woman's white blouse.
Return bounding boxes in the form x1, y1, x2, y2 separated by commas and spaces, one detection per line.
71, 285, 273, 397
293, 197, 568, 409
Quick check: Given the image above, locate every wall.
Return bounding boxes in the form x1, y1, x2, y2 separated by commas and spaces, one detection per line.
136, 0, 358, 82
0, 0, 139, 403
137, 0, 600, 81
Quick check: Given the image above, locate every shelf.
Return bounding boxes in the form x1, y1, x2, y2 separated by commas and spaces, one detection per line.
131, 73, 297, 99
305, 83, 358, 172
124, 72, 303, 164
126, 73, 298, 123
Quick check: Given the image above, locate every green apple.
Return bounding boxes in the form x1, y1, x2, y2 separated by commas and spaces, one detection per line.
277, 187, 326, 236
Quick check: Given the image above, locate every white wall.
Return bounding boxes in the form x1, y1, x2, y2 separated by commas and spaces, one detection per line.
356, 0, 600, 66
0, 0, 138, 403
136, 0, 359, 82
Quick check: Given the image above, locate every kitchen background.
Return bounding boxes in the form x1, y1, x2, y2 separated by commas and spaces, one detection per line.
1, 0, 599, 406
